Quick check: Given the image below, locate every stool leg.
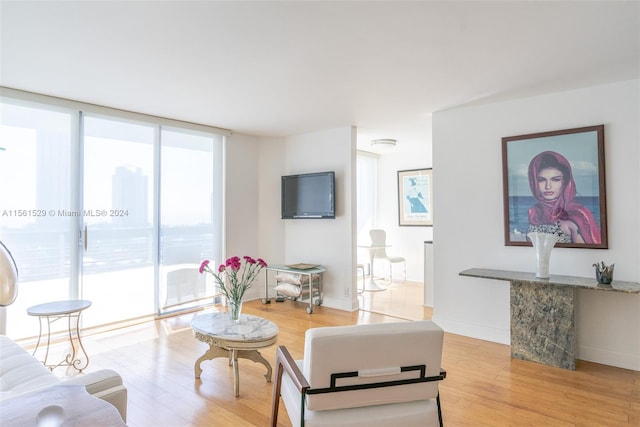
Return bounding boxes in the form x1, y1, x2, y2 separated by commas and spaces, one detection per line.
356, 265, 365, 294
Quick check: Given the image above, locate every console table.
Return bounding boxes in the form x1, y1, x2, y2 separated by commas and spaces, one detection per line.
459, 268, 640, 370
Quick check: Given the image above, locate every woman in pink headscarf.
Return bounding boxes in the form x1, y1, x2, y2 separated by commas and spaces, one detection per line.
527, 151, 601, 244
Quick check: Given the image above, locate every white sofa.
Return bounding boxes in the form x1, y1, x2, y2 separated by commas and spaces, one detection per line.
0, 335, 127, 421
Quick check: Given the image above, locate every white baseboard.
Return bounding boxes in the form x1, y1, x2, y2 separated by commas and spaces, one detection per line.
578, 345, 640, 371
432, 315, 639, 371
431, 314, 510, 345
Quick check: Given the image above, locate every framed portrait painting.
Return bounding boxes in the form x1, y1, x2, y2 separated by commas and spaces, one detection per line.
398, 168, 433, 226
502, 125, 607, 249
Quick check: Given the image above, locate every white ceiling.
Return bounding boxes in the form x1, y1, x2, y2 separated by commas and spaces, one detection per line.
1, 1, 638, 153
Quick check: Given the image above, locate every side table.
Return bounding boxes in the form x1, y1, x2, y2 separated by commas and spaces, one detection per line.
27, 299, 92, 372
191, 312, 279, 396
263, 264, 326, 313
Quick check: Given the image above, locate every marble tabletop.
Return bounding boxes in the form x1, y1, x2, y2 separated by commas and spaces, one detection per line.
459, 268, 640, 293
191, 312, 279, 342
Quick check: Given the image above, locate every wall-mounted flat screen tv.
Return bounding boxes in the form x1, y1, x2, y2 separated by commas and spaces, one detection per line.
281, 171, 335, 219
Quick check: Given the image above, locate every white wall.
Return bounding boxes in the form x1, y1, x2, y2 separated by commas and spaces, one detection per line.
229, 126, 433, 310
432, 79, 640, 370
282, 127, 358, 311
228, 127, 357, 311
257, 136, 287, 289
375, 147, 434, 283
224, 133, 266, 300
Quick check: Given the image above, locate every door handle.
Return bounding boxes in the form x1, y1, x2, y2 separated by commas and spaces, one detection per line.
83, 225, 88, 251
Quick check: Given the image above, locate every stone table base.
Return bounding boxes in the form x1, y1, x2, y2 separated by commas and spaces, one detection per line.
511, 281, 575, 369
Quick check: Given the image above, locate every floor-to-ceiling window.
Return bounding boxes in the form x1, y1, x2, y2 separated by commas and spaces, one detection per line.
356, 151, 378, 268
0, 100, 76, 338
0, 90, 226, 340
159, 127, 223, 314
81, 115, 157, 327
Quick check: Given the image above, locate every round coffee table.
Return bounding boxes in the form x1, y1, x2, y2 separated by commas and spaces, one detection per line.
191, 312, 279, 396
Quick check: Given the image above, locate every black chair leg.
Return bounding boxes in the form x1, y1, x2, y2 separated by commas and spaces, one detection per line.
437, 392, 443, 427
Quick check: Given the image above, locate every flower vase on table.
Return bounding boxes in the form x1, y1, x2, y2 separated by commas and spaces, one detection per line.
228, 298, 243, 322
199, 255, 267, 323
527, 232, 560, 279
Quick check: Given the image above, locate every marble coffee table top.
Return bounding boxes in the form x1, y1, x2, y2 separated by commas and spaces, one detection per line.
191, 312, 279, 343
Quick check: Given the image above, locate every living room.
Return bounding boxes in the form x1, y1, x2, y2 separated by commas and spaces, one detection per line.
1, 1, 639, 426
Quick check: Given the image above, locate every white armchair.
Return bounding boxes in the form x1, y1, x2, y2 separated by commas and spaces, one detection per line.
271, 320, 446, 427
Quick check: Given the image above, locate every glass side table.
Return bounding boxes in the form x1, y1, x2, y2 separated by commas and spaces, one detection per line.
27, 300, 92, 373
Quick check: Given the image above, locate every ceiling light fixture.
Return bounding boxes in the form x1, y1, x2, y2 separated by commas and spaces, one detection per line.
370, 138, 397, 148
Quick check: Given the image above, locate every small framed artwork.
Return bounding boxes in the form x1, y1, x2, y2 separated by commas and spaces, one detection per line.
398, 168, 433, 226
502, 125, 607, 248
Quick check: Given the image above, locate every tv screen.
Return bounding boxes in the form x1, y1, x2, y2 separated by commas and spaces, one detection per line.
281, 171, 335, 219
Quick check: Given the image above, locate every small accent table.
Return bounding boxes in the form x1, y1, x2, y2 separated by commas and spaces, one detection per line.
460, 268, 640, 370
27, 299, 92, 372
191, 312, 279, 396
0, 384, 126, 426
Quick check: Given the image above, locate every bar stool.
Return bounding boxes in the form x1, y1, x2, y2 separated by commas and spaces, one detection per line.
356, 264, 366, 294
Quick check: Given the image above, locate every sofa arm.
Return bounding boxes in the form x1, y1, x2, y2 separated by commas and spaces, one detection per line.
61, 369, 127, 422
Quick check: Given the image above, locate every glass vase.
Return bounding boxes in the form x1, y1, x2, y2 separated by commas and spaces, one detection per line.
228, 299, 243, 322
527, 232, 561, 279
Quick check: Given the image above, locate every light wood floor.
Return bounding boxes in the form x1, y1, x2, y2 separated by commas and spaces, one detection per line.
47, 280, 638, 426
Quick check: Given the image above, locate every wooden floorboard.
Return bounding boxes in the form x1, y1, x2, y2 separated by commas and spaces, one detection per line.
44, 280, 638, 426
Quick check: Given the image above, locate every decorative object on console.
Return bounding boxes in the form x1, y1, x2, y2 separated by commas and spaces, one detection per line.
593, 261, 614, 285
527, 232, 560, 279
199, 256, 267, 322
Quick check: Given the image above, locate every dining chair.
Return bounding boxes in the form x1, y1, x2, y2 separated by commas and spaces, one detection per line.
369, 229, 406, 282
